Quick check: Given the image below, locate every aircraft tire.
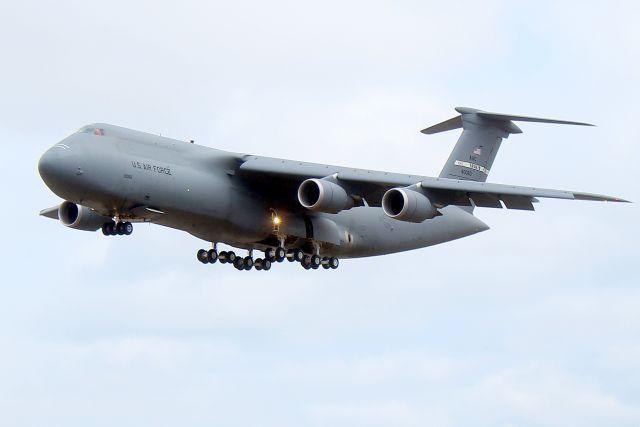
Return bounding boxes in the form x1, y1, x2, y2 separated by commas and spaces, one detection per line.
207, 249, 218, 263
275, 247, 286, 262
227, 251, 236, 263
197, 249, 209, 263
293, 249, 304, 262
218, 251, 228, 263
265, 247, 275, 262
262, 259, 271, 271
310, 254, 321, 267
101, 222, 112, 236
329, 257, 339, 269
233, 257, 244, 270
124, 222, 133, 235
243, 256, 253, 270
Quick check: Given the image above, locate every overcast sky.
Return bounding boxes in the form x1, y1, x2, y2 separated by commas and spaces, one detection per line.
1, 1, 639, 426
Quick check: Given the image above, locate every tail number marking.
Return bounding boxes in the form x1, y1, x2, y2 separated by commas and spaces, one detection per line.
454, 160, 490, 175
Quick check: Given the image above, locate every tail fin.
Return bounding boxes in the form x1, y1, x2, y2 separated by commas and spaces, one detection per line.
422, 107, 594, 183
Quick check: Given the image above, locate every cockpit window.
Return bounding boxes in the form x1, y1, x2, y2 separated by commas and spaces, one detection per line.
77, 126, 105, 136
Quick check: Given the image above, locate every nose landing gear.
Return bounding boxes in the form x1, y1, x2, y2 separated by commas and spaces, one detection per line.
102, 221, 133, 236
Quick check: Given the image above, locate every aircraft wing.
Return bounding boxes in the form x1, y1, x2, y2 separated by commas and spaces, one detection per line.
237, 155, 629, 211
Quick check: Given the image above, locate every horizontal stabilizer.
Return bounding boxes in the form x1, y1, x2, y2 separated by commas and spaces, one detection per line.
421, 107, 594, 135
421, 115, 463, 134
474, 110, 594, 127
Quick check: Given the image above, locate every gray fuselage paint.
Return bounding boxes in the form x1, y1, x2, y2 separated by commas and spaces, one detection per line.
40, 124, 489, 258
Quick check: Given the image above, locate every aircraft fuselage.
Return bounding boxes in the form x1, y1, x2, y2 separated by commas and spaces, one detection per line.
38, 124, 488, 259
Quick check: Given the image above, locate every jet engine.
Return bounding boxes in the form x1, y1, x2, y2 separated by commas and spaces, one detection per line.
382, 187, 438, 223
58, 201, 112, 231
297, 178, 354, 214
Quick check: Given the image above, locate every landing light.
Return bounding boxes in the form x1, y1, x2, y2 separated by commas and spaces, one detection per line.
273, 216, 281, 225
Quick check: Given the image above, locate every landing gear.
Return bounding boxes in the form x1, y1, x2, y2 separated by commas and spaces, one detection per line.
329, 257, 339, 269
197, 244, 219, 264
287, 249, 304, 262
102, 221, 133, 236
197, 249, 209, 264
194, 243, 339, 272
218, 251, 236, 264
299, 253, 338, 271
310, 254, 321, 268
102, 222, 114, 236
233, 256, 245, 270
265, 246, 286, 262
254, 258, 272, 271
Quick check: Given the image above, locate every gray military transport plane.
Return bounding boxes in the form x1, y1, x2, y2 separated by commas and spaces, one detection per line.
38, 107, 628, 271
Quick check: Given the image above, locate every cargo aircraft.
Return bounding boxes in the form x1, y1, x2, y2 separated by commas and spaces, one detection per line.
38, 107, 628, 271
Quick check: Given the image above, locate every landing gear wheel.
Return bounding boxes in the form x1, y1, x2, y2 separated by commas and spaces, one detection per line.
262, 259, 272, 271
227, 251, 236, 263
207, 249, 218, 264
322, 257, 330, 269
254, 258, 263, 270
293, 249, 304, 262
102, 222, 114, 236
116, 222, 125, 235
233, 256, 245, 270
123, 222, 133, 235
286, 250, 296, 262
329, 257, 339, 269
218, 251, 228, 263
196, 249, 209, 264
265, 248, 276, 262
310, 254, 321, 268
197, 249, 209, 263
301, 255, 311, 269
243, 256, 253, 271
275, 247, 286, 262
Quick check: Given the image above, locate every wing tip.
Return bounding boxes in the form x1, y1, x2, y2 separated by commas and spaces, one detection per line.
573, 193, 631, 203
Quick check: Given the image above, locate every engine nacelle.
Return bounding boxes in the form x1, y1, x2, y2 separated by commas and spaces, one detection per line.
381, 187, 438, 223
297, 178, 354, 214
58, 201, 111, 231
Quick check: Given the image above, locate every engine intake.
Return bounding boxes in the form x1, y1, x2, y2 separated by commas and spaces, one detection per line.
58, 201, 111, 231
298, 178, 354, 214
382, 187, 438, 222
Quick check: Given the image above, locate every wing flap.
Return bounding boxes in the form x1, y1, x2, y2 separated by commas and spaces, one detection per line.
501, 195, 535, 211
469, 193, 503, 208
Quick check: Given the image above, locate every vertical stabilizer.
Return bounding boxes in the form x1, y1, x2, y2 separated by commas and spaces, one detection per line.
421, 107, 593, 183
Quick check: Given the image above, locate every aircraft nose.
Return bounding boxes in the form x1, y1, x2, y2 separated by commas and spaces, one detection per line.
38, 145, 80, 192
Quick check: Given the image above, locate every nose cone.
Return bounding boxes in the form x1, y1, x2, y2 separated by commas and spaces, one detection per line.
38, 146, 81, 197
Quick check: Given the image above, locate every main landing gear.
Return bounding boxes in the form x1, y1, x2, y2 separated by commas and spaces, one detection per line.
101, 220, 133, 236
195, 244, 339, 272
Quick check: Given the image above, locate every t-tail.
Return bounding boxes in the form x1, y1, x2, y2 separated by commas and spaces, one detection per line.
422, 107, 594, 183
